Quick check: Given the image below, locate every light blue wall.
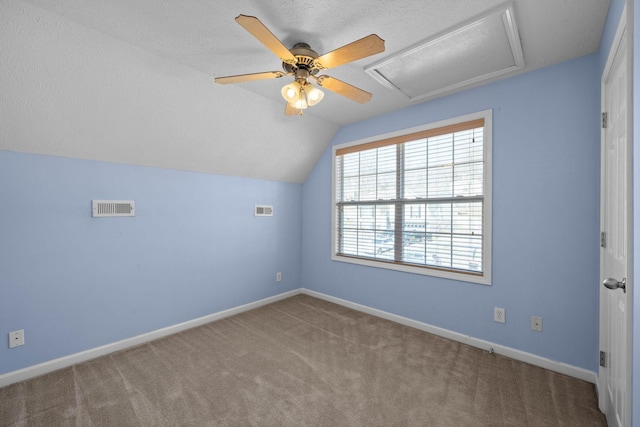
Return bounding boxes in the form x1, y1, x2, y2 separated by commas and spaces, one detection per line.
302, 54, 601, 371
600, 0, 628, 71
0, 151, 301, 375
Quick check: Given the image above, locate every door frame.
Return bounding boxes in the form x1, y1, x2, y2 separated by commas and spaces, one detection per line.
598, 4, 633, 425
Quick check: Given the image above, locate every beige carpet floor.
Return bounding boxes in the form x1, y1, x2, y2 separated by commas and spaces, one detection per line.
0, 294, 606, 426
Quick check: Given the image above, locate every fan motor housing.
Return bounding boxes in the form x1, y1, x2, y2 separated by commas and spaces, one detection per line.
283, 43, 320, 74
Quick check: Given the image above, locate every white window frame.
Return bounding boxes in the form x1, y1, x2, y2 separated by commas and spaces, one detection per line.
331, 110, 492, 285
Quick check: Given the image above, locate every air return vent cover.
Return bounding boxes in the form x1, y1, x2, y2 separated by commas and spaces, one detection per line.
365, 4, 524, 102
92, 200, 135, 217
254, 205, 273, 217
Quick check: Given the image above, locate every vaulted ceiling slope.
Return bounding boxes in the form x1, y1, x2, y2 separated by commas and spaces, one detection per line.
1, 0, 609, 183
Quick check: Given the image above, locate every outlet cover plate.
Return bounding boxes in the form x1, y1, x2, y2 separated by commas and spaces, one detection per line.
531, 316, 543, 332
9, 329, 25, 348
494, 307, 505, 323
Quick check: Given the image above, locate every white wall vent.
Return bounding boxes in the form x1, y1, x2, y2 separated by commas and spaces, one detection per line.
254, 205, 273, 217
92, 200, 135, 217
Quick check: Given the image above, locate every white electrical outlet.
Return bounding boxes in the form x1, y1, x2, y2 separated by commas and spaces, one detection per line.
276, 272, 282, 282
531, 316, 543, 332
494, 307, 505, 323
9, 329, 25, 348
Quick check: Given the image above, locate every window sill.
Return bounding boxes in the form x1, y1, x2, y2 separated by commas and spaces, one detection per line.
332, 253, 492, 285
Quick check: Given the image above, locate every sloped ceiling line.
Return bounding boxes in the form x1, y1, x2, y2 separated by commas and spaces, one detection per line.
2, 0, 610, 183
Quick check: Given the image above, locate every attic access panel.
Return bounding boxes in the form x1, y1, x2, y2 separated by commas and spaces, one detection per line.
365, 4, 524, 102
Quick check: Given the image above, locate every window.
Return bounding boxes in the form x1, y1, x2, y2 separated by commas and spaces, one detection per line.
332, 110, 492, 284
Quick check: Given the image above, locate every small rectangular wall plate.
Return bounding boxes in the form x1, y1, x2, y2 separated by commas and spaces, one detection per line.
531, 316, 543, 332
9, 329, 25, 348
254, 205, 273, 217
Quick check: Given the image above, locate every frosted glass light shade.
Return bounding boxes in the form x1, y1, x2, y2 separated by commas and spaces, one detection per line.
304, 84, 324, 106
281, 81, 301, 104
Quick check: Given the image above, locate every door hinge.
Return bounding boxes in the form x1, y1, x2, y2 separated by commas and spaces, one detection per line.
602, 112, 608, 129
600, 231, 606, 248
600, 350, 606, 367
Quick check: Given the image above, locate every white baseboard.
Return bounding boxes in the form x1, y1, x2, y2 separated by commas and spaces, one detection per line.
1, 287, 597, 388
300, 288, 598, 384
0, 289, 302, 388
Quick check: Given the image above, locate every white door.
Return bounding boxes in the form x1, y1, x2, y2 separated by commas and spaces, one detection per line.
599, 8, 631, 427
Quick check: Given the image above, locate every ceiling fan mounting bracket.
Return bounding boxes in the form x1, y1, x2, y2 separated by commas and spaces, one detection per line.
282, 42, 321, 75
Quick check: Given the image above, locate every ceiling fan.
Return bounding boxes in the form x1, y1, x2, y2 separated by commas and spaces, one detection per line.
214, 15, 385, 115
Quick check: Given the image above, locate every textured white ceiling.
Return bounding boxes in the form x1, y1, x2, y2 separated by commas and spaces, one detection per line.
1, 0, 610, 183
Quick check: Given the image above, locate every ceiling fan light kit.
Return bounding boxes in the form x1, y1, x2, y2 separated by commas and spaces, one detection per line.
281, 81, 324, 110
214, 14, 385, 116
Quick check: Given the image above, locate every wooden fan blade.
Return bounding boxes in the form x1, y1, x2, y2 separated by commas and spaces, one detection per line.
235, 15, 297, 65
313, 34, 385, 70
316, 75, 372, 104
285, 103, 301, 116
214, 71, 285, 84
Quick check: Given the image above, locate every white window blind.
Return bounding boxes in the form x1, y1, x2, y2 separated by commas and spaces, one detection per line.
333, 113, 491, 283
